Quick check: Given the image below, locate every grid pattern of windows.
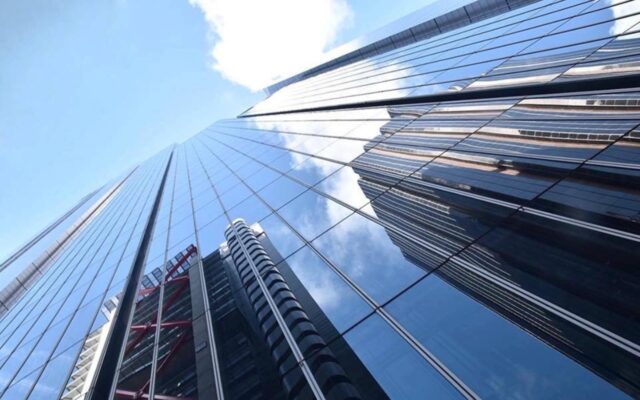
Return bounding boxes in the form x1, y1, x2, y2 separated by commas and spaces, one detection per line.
0, 150, 171, 399
0, 184, 115, 314
1, 0, 639, 398
193, 90, 640, 398
248, 0, 640, 115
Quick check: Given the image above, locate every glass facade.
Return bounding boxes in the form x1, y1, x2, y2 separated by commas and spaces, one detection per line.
0, 0, 639, 398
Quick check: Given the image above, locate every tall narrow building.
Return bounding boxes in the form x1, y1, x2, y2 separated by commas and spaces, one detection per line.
1, 0, 639, 398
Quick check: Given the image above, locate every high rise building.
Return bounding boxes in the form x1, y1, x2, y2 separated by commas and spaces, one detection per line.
1, 0, 639, 398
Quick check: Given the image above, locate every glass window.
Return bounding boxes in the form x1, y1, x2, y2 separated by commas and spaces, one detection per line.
314, 167, 371, 210
258, 176, 307, 210
227, 195, 272, 226
455, 210, 640, 356
282, 246, 372, 335
312, 212, 425, 304
287, 156, 342, 186
535, 164, 640, 233
29, 340, 83, 400
0, 367, 40, 399
279, 189, 353, 241
257, 214, 305, 260
344, 314, 463, 399
386, 275, 628, 399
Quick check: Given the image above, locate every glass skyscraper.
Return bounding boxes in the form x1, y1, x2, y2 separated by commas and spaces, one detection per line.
1, 0, 639, 398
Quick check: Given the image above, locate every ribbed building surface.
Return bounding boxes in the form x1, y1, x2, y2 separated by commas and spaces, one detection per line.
0, 0, 639, 398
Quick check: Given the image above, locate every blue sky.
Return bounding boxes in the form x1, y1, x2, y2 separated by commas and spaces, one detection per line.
0, 0, 429, 261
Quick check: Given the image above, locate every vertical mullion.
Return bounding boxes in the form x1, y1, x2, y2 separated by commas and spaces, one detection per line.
148, 147, 179, 400
88, 149, 174, 399
183, 142, 225, 400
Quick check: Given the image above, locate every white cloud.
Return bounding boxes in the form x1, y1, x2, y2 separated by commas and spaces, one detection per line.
610, 1, 640, 36
188, 0, 353, 91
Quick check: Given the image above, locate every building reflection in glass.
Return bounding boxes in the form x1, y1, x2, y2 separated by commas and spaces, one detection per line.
348, 93, 640, 398
3, 1, 640, 398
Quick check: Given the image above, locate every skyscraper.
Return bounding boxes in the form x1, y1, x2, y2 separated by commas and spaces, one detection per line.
1, 0, 639, 398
